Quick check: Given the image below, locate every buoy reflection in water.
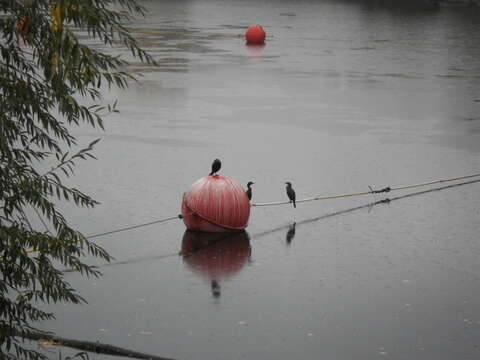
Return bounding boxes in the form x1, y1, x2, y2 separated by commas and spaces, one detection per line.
181, 230, 251, 298
246, 43, 265, 63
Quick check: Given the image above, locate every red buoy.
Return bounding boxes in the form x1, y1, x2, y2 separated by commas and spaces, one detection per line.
245, 24, 266, 45
182, 176, 251, 232
17, 17, 30, 36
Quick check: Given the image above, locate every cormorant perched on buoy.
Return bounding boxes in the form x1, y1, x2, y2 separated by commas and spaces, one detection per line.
209, 158, 221, 176
246, 181, 255, 200
285, 182, 296, 208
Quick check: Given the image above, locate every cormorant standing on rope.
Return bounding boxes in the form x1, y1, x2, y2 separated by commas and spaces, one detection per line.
285, 182, 296, 208
246, 181, 255, 200
209, 159, 221, 176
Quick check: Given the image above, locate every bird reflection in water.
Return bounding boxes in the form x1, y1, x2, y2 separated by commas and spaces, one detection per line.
285, 222, 296, 246
181, 230, 251, 299
211, 280, 221, 298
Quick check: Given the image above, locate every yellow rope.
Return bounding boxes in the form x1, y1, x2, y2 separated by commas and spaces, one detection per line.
6, 172, 480, 256
251, 172, 480, 207
390, 173, 480, 191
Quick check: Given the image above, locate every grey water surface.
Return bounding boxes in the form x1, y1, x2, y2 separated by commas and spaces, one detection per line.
40, 1, 480, 359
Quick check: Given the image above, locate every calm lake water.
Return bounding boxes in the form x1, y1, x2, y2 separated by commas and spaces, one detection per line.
39, 0, 480, 359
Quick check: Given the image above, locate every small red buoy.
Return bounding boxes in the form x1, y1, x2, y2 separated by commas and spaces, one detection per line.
182, 176, 251, 232
17, 17, 30, 36
245, 24, 266, 45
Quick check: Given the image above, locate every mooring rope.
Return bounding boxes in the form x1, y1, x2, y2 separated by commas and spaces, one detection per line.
251, 172, 480, 207
13, 171, 480, 256
60, 177, 480, 274
18, 214, 183, 255
86, 214, 183, 239
389, 172, 480, 191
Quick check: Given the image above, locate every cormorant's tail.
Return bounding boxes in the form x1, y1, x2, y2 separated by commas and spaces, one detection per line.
209, 172, 213, 176
293, 201, 296, 208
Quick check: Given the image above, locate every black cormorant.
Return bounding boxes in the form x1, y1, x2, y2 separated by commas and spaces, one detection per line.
209, 158, 221, 176
285, 182, 296, 208
246, 181, 255, 200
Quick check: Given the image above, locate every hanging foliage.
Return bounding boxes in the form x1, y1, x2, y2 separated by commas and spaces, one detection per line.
0, 1, 154, 359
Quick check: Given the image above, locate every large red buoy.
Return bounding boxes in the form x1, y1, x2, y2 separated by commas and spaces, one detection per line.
182, 176, 251, 232
245, 24, 266, 45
